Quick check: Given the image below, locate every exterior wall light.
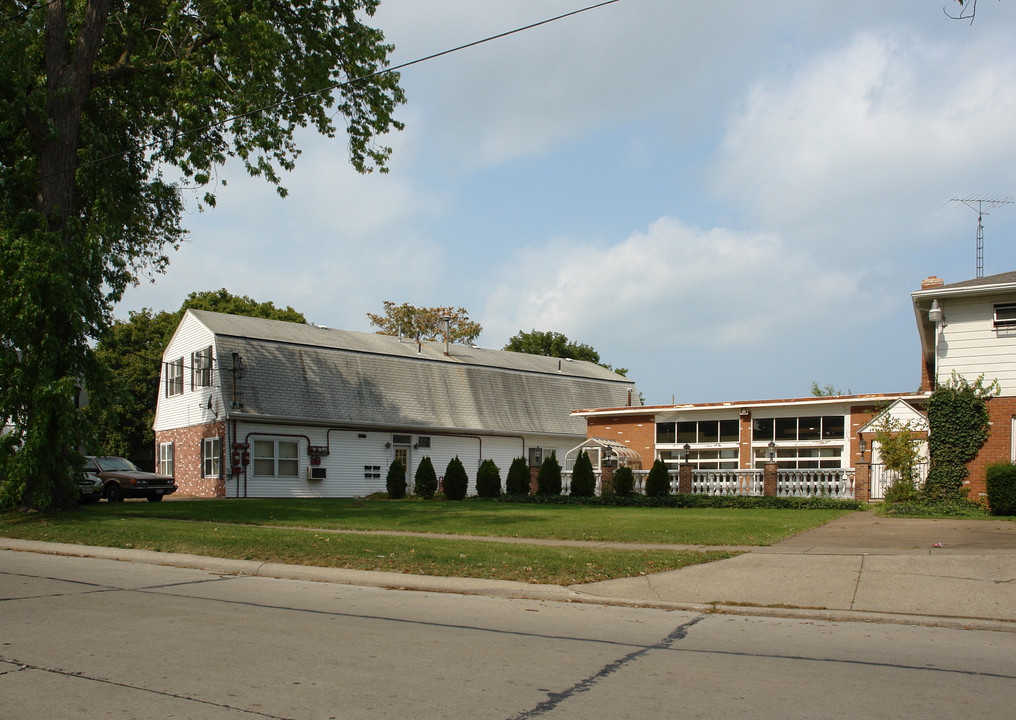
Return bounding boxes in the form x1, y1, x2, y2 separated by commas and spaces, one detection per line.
858, 437, 867, 460
767, 440, 776, 461
682, 442, 691, 463
928, 299, 945, 327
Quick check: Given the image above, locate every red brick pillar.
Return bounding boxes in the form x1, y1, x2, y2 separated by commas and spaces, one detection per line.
599, 464, 615, 495
529, 466, 539, 495
763, 461, 779, 497
678, 463, 692, 494
855, 461, 870, 502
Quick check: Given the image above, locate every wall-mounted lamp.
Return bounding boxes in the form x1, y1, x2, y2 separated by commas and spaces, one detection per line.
384, 441, 391, 449
858, 437, 867, 460
682, 442, 691, 463
928, 299, 945, 327
767, 440, 776, 461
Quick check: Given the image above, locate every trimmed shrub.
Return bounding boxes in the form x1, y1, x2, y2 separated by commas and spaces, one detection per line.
505, 457, 531, 495
536, 452, 562, 496
570, 451, 596, 498
612, 466, 635, 497
443, 456, 469, 500
385, 459, 406, 499
986, 462, 1016, 516
414, 456, 438, 499
644, 459, 671, 498
475, 459, 502, 498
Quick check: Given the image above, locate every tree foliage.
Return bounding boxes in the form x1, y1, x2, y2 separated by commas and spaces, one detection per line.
504, 330, 627, 376
84, 291, 306, 470
645, 459, 671, 498
925, 373, 998, 501
386, 458, 407, 500
810, 381, 851, 397
569, 450, 596, 498
873, 416, 923, 503
366, 301, 482, 344
443, 456, 468, 501
475, 459, 501, 498
1, 1, 404, 511
536, 452, 562, 497
611, 466, 635, 497
505, 457, 531, 495
414, 456, 437, 499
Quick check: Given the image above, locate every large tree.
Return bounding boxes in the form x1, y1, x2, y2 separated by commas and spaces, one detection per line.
85, 290, 306, 470
0, 1, 404, 510
367, 301, 483, 345
504, 329, 627, 376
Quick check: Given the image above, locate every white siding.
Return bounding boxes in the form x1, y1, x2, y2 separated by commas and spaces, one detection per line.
938, 294, 1016, 395
154, 312, 219, 432
221, 421, 583, 498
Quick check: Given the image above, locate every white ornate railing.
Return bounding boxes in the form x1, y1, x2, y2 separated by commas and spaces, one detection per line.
868, 463, 929, 500
776, 469, 855, 498
689, 469, 763, 496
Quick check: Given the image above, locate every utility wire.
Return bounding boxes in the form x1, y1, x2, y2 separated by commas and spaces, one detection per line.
25, 0, 624, 188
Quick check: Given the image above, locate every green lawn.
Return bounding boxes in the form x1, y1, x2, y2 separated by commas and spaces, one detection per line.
61, 498, 849, 545
0, 499, 852, 585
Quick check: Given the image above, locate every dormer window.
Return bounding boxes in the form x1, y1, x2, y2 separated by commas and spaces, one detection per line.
165, 358, 184, 397
191, 346, 212, 388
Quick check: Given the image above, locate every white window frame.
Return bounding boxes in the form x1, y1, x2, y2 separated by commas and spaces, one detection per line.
202, 436, 221, 478
165, 358, 184, 397
191, 346, 212, 389
993, 302, 1016, 331
158, 442, 174, 476
252, 438, 300, 478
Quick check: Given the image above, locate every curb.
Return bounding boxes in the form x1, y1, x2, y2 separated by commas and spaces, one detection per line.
4, 538, 1015, 634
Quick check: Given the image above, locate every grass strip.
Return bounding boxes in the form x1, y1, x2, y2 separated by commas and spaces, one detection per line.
0, 514, 734, 585
64, 499, 849, 545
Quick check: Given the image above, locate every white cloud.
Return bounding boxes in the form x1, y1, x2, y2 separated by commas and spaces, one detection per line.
483, 216, 866, 353
710, 30, 1016, 247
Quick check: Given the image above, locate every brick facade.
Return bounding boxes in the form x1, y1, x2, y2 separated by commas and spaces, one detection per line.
155, 421, 227, 498
963, 396, 1016, 503
586, 414, 654, 469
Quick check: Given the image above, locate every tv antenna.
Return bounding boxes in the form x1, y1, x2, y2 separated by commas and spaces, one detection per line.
949, 196, 1013, 278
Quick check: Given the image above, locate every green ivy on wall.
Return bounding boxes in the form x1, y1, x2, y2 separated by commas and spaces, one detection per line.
925, 373, 999, 501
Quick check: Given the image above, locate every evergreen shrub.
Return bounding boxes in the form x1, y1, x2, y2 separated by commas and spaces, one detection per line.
986, 462, 1016, 516
644, 459, 671, 498
536, 452, 562, 496
570, 451, 596, 497
385, 459, 406, 499
414, 456, 438, 499
475, 459, 502, 498
505, 457, 531, 495
612, 466, 635, 496
443, 456, 469, 500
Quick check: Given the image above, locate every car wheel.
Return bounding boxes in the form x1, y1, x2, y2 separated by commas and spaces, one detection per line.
147, 493, 164, 503
106, 483, 124, 503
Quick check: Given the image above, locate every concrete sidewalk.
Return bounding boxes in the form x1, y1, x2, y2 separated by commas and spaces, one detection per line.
575, 513, 1016, 630
3, 513, 1015, 631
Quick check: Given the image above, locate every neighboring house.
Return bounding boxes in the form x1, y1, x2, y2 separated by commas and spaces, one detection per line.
574, 272, 1016, 504
912, 271, 1016, 500
154, 309, 640, 498
572, 392, 927, 502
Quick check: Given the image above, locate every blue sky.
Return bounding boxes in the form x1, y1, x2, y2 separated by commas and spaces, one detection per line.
118, 0, 1016, 405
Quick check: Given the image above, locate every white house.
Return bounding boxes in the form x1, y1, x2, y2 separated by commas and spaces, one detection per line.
154, 310, 640, 497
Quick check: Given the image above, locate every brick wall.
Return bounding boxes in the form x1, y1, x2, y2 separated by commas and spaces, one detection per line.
586, 414, 655, 469
155, 421, 226, 497
963, 396, 1016, 503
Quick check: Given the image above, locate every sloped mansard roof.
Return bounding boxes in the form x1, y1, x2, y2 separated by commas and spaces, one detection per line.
190, 310, 639, 437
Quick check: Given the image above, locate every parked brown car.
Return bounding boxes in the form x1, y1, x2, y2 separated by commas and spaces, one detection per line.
84, 456, 177, 502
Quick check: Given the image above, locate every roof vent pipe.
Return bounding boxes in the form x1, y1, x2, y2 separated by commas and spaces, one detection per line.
442, 316, 451, 356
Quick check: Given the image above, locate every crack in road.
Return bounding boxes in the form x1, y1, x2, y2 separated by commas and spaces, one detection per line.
505, 615, 706, 719
0, 655, 297, 719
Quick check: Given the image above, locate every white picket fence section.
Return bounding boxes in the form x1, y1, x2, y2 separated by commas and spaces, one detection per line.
563, 467, 855, 498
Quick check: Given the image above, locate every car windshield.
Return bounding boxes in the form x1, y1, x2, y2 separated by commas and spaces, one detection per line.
95, 457, 139, 472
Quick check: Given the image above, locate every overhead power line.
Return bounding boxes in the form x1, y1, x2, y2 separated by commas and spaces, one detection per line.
26, 0, 625, 188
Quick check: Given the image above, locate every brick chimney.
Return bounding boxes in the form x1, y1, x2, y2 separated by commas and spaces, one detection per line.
921, 275, 944, 290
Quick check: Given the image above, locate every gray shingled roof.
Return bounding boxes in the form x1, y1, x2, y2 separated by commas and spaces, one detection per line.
939, 271, 1016, 290
194, 310, 638, 436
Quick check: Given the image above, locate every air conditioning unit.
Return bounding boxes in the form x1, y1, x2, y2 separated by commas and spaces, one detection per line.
307, 467, 326, 481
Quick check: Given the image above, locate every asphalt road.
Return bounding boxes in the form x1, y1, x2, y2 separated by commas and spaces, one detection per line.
2, 549, 1014, 720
